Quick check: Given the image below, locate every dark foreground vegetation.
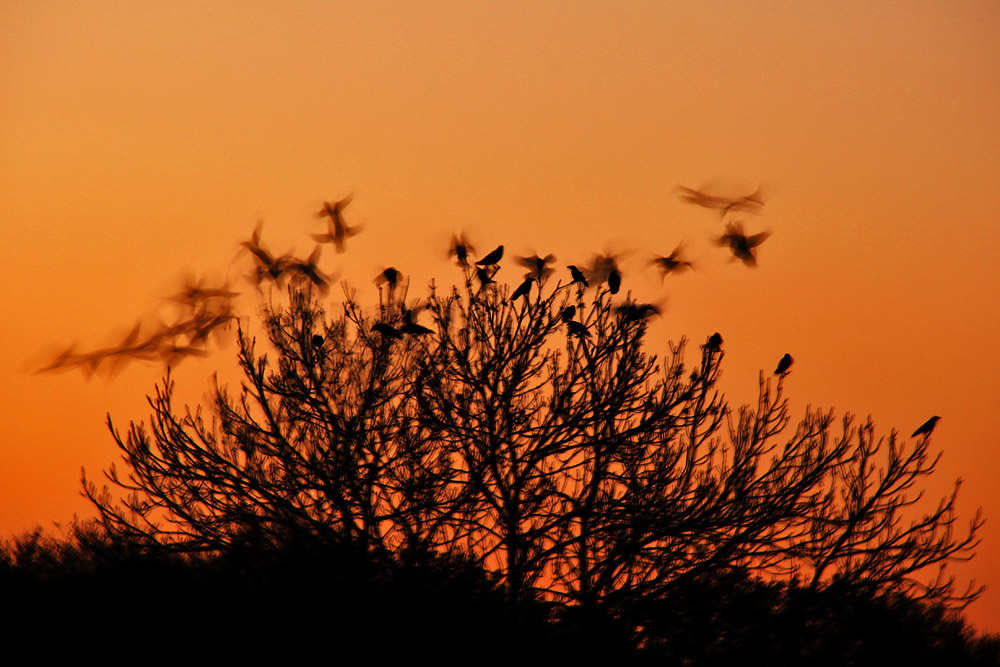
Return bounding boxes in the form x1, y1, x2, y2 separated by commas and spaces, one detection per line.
2, 526, 998, 664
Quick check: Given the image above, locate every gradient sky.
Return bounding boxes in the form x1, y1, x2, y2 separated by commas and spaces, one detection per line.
2, 1, 998, 632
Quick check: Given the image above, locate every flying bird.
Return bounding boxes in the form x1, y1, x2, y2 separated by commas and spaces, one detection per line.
448, 232, 476, 268
651, 245, 693, 280
516, 253, 556, 281
372, 322, 402, 339
912, 416, 940, 438
375, 267, 402, 293
716, 221, 771, 268
675, 184, 766, 218
774, 353, 794, 375
288, 246, 330, 294
475, 265, 497, 290
568, 265, 589, 287
476, 245, 504, 266
616, 302, 661, 323
314, 195, 361, 253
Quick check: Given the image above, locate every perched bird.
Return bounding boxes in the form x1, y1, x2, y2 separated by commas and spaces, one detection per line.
706, 332, 723, 350
448, 232, 476, 268
509, 276, 534, 301
372, 322, 402, 339
568, 265, 589, 287
560, 305, 577, 323
516, 253, 556, 281
912, 416, 941, 438
567, 320, 589, 338
375, 267, 402, 293
476, 245, 504, 266
651, 245, 693, 280
311, 334, 325, 349
774, 353, 794, 375
608, 268, 622, 295
716, 221, 771, 268
314, 196, 361, 253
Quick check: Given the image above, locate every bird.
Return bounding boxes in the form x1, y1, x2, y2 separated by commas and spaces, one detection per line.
314, 196, 361, 253
475, 265, 497, 290
706, 332, 723, 350
616, 302, 661, 323
774, 353, 794, 375
311, 334, 325, 349
288, 246, 330, 294
448, 232, 476, 268
608, 268, 622, 295
716, 221, 771, 268
400, 303, 434, 335
476, 245, 504, 266
912, 416, 940, 438
515, 253, 556, 281
675, 184, 766, 218
568, 265, 589, 287
372, 322, 402, 339
375, 267, 402, 293
509, 276, 534, 301
560, 305, 576, 323
567, 320, 589, 338
651, 245, 693, 280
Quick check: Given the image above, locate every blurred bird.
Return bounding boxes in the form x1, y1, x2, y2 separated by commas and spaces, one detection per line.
912, 416, 940, 438
400, 303, 434, 335
288, 246, 330, 294
375, 267, 402, 293
651, 245, 693, 280
560, 305, 577, 323
706, 332, 723, 350
676, 184, 766, 217
516, 253, 556, 281
448, 232, 476, 268
476, 245, 504, 266
509, 276, 534, 302
372, 322, 402, 339
314, 196, 361, 253
716, 221, 771, 268
311, 334, 325, 349
476, 266, 498, 290
616, 302, 661, 323
567, 320, 589, 338
568, 265, 589, 287
774, 353, 794, 375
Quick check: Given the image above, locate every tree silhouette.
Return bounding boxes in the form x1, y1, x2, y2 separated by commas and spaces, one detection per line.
82, 218, 983, 631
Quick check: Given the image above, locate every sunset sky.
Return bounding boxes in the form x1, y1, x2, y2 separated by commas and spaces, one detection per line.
2, 1, 998, 632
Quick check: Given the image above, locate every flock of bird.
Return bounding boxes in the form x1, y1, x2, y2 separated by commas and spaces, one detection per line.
34, 185, 941, 440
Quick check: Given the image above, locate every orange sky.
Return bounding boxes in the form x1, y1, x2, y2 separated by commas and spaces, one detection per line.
2, 1, 999, 632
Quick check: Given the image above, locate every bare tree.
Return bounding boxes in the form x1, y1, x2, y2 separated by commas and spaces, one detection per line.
84, 245, 983, 614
